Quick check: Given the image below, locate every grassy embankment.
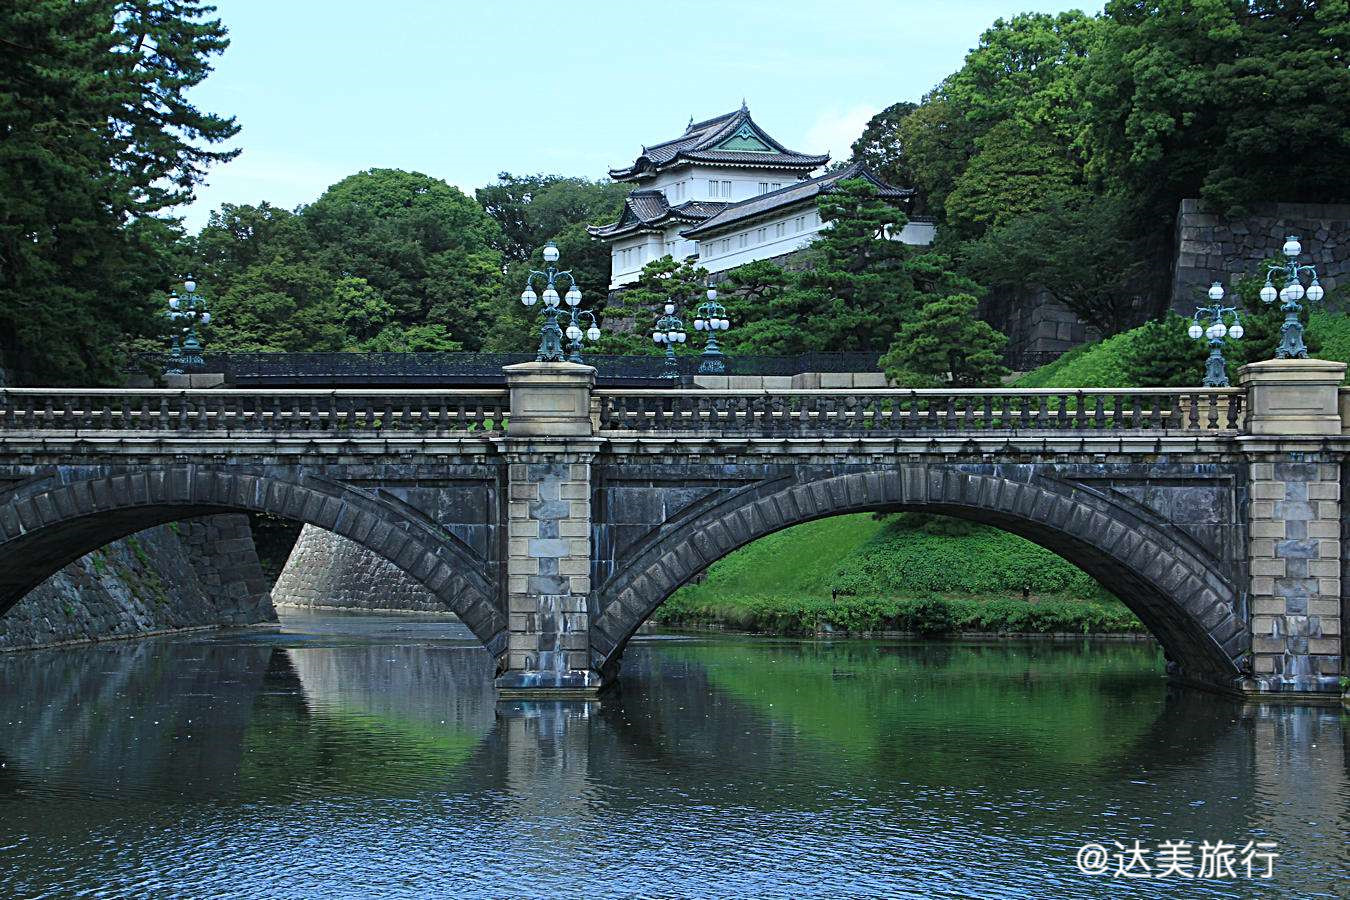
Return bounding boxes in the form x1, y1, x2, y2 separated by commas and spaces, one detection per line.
655, 513, 1142, 637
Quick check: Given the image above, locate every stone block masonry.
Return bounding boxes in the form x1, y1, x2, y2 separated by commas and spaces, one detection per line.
0, 514, 274, 650
1245, 457, 1342, 691
273, 524, 446, 612
1172, 198, 1350, 314
497, 449, 601, 693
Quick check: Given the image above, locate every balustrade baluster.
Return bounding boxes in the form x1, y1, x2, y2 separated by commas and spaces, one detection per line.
1129, 395, 1142, 429
1056, 394, 1068, 428
1227, 393, 1243, 430
1207, 394, 1220, 430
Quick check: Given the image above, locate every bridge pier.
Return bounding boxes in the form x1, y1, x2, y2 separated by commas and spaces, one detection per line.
1240, 360, 1345, 694
495, 363, 606, 697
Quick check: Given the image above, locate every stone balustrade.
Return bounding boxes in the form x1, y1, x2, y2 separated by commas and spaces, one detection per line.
597, 387, 1245, 434
0, 388, 509, 435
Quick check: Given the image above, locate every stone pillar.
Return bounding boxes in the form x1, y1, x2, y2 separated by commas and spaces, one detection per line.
1240, 359, 1345, 694
495, 362, 603, 697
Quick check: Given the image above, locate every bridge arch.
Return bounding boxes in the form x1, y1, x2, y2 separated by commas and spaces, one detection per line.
0, 465, 507, 661
589, 467, 1248, 688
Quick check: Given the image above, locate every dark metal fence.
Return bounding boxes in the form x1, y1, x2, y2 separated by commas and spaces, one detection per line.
167, 351, 887, 385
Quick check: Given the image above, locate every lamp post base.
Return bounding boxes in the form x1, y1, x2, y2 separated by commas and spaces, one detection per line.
697, 351, 727, 375
1274, 300, 1308, 359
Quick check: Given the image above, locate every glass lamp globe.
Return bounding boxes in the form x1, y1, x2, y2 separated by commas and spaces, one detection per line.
694, 318, 706, 331
1282, 236, 1302, 258
1284, 282, 1305, 302
566, 324, 581, 341
1228, 323, 1244, 340
183, 279, 196, 294
542, 242, 560, 263
586, 326, 601, 341
706, 288, 717, 302
201, 312, 211, 325
543, 288, 560, 307
1208, 282, 1225, 301
565, 287, 581, 307
663, 303, 675, 315
665, 329, 678, 342
718, 318, 730, 330
1307, 281, 1324, 302
1260, 283, 1278, 304
168, 295, 180, 310
677, 332, 686, 343
520, 288, 537, 307
652, 331, 662, 343
1188, 322, 1204, 339
1207, 322, 1227, 340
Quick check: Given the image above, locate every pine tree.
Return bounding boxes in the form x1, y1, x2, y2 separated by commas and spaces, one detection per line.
0, 0, 239, 384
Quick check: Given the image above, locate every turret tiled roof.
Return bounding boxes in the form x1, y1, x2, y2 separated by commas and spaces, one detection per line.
586, 190, 729, 240
607, 105, 829, 181
679, 161, 913, 239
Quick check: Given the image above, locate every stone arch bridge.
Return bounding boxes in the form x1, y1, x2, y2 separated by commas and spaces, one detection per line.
0, 360, 1345, 698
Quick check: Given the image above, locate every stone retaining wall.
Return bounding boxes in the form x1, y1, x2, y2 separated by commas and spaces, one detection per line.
0, 514, 275, 650
1172, 199, 1350, 314
272, 524, 447, 611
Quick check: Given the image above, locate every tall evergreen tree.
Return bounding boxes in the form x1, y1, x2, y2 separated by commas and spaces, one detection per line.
0, 0, 239, 384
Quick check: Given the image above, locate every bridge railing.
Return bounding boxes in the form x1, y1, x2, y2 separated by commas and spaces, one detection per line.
0, 388, 510, 435
595, 388, 1246, 435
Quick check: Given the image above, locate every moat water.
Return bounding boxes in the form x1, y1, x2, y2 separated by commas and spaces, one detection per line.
0, 610, 1344, 898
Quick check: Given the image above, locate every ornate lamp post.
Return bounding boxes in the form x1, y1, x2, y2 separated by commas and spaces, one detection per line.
165, 276, 209, 376
652, 302, 686, 379
1259, 235, 1325, 359
564, 308, 601, 365
521, 241, 594, 363
1187, 281, 1244, 387
692, 287, 731, 375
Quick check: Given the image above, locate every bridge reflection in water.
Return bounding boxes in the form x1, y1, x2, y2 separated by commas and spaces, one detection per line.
0, 616, 1343, 897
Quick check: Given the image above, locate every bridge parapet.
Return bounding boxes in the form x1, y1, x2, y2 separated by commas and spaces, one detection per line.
596, 387, 1245, 435
0, 387, 509, 438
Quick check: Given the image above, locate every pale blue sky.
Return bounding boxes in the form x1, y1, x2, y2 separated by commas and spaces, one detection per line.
181, 0, 1098, 231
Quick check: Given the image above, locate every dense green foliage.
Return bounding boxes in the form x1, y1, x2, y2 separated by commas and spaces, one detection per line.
593, 255, 709, 356
658, 513, 1135, 637
655, 593, 1142, 637
476, 174, 627, 351
192, 170, 504, 352
880, 293, 1008, 386
0, 0, 238, 384
860, 2, 1350, 334
716, 180, 980, 360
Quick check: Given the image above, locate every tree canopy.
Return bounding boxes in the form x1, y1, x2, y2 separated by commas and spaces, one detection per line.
0, 0, 238, 384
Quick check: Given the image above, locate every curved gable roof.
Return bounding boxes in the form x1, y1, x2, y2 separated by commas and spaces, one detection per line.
608, 105, 829, 181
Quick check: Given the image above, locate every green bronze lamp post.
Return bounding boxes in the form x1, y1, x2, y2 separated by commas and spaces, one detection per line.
1258, 235, 1325, 359
692, 286, 731, 375
652, 301, 686, 380
564, 307, 601, 364
1187, 281, 1244, 387
521, 241, 595, 363
164, 276, 209, 376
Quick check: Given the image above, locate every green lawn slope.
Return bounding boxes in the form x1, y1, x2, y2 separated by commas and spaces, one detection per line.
657, 513, 1140, 636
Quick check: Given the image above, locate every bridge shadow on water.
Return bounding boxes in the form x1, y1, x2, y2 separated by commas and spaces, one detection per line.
0, 622, 1343, 896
